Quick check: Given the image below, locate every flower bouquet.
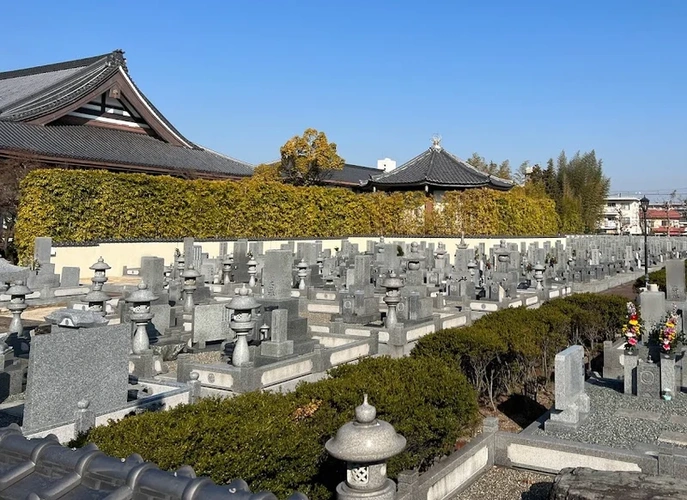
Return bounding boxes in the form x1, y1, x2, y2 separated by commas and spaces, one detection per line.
660, 308, 680, 356
622, 301, 641, 353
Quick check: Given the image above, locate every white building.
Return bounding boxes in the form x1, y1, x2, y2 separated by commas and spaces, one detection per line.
377, 158, 396, 171
599, 196, 642, 235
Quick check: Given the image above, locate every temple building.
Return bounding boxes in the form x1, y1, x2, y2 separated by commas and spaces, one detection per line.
0, 50, 253, 178
360, 137, 514, 198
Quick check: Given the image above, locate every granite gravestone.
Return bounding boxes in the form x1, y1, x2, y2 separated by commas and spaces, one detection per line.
140, 257, 165, 296
192, 303, 232, 348
637, 361, 661, 399
545, 345, 590, 432
60, 267, 80, 287
23, 312, 130, 432
666, 259, 686, 302
260, 309, 294, 358
263, 250, 293, 300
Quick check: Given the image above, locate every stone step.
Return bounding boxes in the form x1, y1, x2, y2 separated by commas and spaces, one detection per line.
658, 431, 687, 447
615, 409, 661, 422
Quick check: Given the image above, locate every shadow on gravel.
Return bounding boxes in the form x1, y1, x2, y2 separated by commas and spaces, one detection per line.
497, 395, 548, 429
587, 376, 624, 394
521, 481, 553, 500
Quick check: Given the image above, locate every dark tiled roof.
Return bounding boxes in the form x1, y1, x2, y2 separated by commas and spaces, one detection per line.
0, 121, 254, 177
0, 424, 307, 499
323, 163, 382, 185
365, 145, 514, 190
0, 50, 193, 150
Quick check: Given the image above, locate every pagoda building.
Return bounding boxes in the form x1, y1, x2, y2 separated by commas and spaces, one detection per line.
0, 50, 253, 178
360, 137, 514, 199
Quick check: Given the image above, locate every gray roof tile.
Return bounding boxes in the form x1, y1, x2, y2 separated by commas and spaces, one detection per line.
0, 121, 254, 177
367, 146, 513, 190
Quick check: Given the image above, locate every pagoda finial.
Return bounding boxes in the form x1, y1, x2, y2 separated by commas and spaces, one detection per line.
431, 134, 442, 151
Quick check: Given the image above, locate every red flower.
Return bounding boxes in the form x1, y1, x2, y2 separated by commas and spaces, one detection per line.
628, 337, 638, 346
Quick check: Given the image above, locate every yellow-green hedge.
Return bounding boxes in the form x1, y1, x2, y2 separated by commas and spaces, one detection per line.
15, 169, 559, 261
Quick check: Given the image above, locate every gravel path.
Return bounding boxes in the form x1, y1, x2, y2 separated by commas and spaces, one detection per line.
456, 467, 553, 500
534, 378, 687, 449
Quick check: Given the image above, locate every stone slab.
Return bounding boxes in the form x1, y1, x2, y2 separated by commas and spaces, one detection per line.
658, 431, 687, 447
615, 409, 661, 422
23, 323, 130, 432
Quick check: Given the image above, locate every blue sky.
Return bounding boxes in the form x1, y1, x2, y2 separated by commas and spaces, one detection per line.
2, 1, 686, 197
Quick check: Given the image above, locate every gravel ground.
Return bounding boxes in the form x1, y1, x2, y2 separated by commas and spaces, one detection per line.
456, 467, 553, 500
534, 378, 687, 449
163, 350, 223, 374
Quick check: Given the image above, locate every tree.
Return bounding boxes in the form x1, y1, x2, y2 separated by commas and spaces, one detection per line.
0, 158, 38, 262
278, 128, 344, 186
466, 153, 511, 180
252, 162, 281, 182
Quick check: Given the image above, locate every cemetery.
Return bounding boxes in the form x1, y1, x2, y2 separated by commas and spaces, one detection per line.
0, 227, 685, 499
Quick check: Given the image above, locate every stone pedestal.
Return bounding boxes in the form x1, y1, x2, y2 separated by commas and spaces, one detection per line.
661, 354, 678, 398
129, 351, 156, 379
624, 352, 638, 395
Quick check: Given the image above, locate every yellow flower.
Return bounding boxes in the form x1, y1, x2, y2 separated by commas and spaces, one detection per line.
629, 319, 638, 326
667, 322, 675, 328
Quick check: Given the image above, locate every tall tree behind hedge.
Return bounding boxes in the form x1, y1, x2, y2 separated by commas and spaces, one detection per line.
279, 128, 344, 186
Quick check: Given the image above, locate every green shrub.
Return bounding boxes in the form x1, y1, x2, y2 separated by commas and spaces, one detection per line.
413, 294, 628, 404
75, 356, 478, 500
15, 168, 560, 262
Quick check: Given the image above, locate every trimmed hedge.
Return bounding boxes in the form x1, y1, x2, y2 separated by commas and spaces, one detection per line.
15, 169, 560, 261
412, 293, 627, 405
74, 356, 479, 500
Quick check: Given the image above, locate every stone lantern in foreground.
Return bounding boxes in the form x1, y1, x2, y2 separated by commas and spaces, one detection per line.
227, 284, 259, 367
382, 271, 404, 328
6, 280, 31, 335
326, 395, 406, 500
126, 282, 158, 354
181, 265, 201, 313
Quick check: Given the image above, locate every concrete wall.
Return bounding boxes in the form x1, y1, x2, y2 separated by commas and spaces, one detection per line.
50, 236, 567, 277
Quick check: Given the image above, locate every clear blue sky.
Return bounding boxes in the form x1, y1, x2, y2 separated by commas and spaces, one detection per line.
2, 1, 686, 197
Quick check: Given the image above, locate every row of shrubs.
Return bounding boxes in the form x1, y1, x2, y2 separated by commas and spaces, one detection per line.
412, 294, 627, 407
75, 293, 626, 499
16, 168, 560, 262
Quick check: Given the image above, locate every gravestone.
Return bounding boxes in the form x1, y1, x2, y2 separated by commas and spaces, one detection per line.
637, 361, 661, 398
23, 311, 129, 432
192, 303, 232, 348
666, 259, 686, 302
545, 345, 590, 432
260, 309, 294, 358
263, 250, 294, 300
60, 267, 80, 287
639, 285, 666, 343
140, 257, 165, 296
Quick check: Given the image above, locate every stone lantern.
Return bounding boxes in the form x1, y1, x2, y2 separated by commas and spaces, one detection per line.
297, 259, 308, 290
176, 253, 185, 280
222, 254, 234, 285
534, 262, 545, 290
382, 271, 404, 328
126, 282, 158, 354
226, 284, 259, 367
259, 322, 270, 341
317, 254, 324, 275
82, 287, 110, 317
6, 280, 31, 335
89, 257, 110, 291
162, 265, 173, 290
326, 395, 406, 500
407, 242, 421, 270
434, 242, 447, 262
247, 256, 258, 287
181, 265, 201, 313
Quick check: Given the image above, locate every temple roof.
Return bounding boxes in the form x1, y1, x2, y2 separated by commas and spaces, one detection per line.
0, 50, 254, 178
363, 139, 514, 191
324, 163, 382, 186
0, 121, 253, 177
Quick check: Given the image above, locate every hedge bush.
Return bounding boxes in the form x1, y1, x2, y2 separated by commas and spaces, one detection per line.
15, 169, 560, 261
75, 356, 479, 500
412, 293, 627, 406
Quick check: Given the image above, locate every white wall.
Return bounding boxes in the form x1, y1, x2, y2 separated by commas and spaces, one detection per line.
51, 236, 566, 277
